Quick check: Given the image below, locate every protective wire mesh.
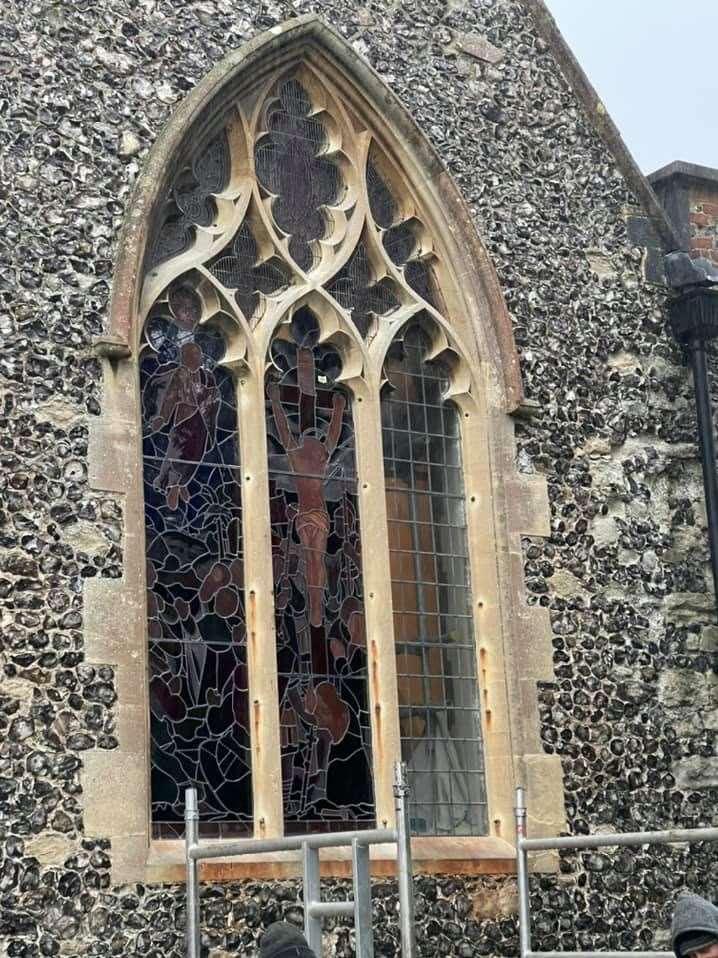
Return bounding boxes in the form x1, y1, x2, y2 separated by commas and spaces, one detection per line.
255, 78, 344, 272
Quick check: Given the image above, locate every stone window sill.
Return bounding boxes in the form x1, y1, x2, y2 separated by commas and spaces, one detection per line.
142, 836, 517, 882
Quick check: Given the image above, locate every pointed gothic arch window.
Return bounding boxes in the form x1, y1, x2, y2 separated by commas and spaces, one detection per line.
137, 67, 499, 838
90, 18, 559, 882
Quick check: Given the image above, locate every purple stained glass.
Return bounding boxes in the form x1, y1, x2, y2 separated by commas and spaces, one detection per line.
255, 78, 344, 272
141, 283, 251, 838
266, 307, 374, 832
207, 220, 290, 320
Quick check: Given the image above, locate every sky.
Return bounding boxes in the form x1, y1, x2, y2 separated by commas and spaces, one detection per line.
543, 1, 718, 174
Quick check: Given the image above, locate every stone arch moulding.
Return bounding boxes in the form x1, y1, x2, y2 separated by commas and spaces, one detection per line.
84, 15, 565, 884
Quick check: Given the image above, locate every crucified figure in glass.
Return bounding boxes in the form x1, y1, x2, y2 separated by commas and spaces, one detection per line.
269, 351, 346, 629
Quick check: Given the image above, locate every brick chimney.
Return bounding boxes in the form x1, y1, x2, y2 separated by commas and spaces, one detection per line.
649, 161, 718, 262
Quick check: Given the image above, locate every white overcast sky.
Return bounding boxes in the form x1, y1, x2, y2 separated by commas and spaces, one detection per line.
543, 1, 718, 174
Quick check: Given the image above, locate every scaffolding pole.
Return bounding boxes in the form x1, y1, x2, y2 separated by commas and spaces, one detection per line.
183, 761, 416, 957
514, 786, 718, 958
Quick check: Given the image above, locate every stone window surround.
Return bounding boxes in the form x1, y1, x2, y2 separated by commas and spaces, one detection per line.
82, 15, 565, 884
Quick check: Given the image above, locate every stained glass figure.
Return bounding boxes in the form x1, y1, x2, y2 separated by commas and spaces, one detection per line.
141, 283, 251, 838
326, 241, 400, 338
147, 132, 231, 270
266, 307, 374, 832
255, 78, 343, 272
382, 322, 487, 836
208, 221, 290, 320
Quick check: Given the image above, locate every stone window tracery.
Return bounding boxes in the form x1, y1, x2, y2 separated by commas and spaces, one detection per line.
126, 53, 524, 852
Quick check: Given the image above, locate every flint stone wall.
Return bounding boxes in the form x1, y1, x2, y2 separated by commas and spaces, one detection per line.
1, 0, 716, 956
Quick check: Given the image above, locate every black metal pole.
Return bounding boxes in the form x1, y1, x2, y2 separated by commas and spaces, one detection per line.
686, 336, 718, 618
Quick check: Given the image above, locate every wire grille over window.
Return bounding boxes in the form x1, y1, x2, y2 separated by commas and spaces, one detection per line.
147, 132, 231, 271
208, 221, 290, 320
326, 241, 400, 338
366, 151, 397, 229
365, 146, 438, 309
141, 284, 251, 840
382, 323, 488, 836
255, 79, 344, 272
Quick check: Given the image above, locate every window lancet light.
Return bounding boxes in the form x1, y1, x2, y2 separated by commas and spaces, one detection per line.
86, 16, 561, 883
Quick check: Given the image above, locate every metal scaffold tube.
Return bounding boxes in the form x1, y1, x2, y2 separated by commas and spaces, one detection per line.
514, 786, 718, 958
394, 761, 416, 958
185, 788, 201, 958
514, 786, 531, 958
190, 827, 396, 861
182, 760, 416, 957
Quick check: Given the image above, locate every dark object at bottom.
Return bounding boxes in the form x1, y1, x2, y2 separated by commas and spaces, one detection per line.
671, 892, 718, 957
259, 921, 318, 958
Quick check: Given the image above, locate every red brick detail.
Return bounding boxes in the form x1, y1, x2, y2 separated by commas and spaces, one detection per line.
702, 202, 718, 217
693, 237, 715, 250
690, 212, 711, 227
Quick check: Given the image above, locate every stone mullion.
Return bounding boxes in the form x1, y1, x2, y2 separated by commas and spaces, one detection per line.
352, 382, 403, 828
237, 366, 283, 838
458, 393, 516, 841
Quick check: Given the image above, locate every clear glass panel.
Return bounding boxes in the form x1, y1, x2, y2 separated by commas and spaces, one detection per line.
382, 323, 488, 836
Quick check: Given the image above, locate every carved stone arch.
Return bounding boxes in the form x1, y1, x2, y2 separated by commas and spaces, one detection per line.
104, 15, 523, 411
256, 288, 371, 394
84, 15, 564, 884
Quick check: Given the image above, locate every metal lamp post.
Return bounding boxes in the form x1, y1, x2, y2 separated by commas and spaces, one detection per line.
666, 253, 718, 618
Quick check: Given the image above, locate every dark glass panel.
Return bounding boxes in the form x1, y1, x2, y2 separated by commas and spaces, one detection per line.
266, 307, 374, 832
366, 149, 396, 229
255, 78, 344, 272
326, 241, 400, 338
382, 323, 487, 836
207, 220, 289, 320
366, 146, 439, 309
147, 132, 231, 271
141, 288, 251, 838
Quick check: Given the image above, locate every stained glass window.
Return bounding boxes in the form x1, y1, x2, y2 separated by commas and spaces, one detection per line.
207, 220, 290, 321
138, 63, 493, 845
147, 132, 231, 271
266, 307, 374, 832
382, 323, 488, 836
141, 284, 251, 838
326, 240, 400, 338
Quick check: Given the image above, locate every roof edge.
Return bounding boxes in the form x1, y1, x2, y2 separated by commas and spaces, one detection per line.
649, 160, 718, 188
523, 0, 683, 253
